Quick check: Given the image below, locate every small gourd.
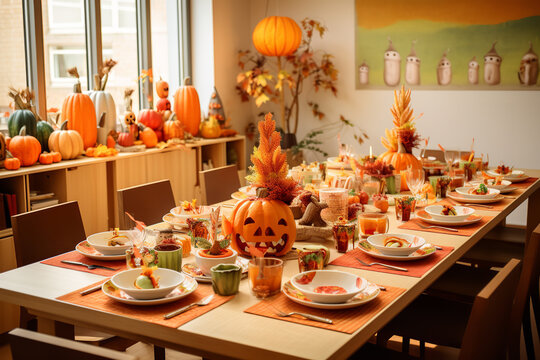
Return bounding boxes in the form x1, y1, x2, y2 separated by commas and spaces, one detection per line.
200, 116, 221, 139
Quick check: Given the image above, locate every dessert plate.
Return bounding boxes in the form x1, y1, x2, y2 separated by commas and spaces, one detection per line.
282, 280, 379, 310
326, 157, 353, 170
76, 240, 126, 261
357, 240, 436, 262
231, 186, 256, 201
447, 192, 504, 204
416, 210, 483, 227
101, 275, 197, 306
181, 258, 249, 283
486, 170, 529, 182
162, 213, 189, 229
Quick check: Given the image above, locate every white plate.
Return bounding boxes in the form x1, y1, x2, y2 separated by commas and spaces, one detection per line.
75, 240, 126, 261
101, 276, 197, 306
367, 233, 425, 257
162, 213, 189, 229
86, 231, 132, 255
447, 192, 504, 204
456, 186, 500, 199
290, 270, 368, 304
416, 210, 483, 227
326, 157, 353, 170
170, 205, 213, 220
282, 280, 380, 310
487, 169, 529, 182
112, 268, 185, 300
425, 205, 475, 222
498, 187, 518, 194
469, 180, 511, 191
357, 240, 437, 262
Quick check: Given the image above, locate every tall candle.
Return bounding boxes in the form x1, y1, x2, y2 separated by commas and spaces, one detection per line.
369, 146, 373, 159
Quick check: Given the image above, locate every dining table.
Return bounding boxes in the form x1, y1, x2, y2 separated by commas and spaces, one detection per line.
0, 170, 538, 360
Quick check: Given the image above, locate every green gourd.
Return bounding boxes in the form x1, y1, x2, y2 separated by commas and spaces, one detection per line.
8, 109, 37, 138
36, 121, 55, 152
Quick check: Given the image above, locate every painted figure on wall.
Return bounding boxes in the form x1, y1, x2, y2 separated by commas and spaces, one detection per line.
484, 42, 502, 85
437, 50, 452, 85
468, 56, 480, 85
383, 38, 401, 86
518, 42, 538, 86
358, 61, 369, 85
405, 41, 421, 85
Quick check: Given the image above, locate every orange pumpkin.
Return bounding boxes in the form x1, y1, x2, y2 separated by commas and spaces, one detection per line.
378, 131, 422, 191
4, 157, 21, 170
61, 70, 97, 149
139, 126, 158, 148
138, 109, 162, 130
39, 152, 54, 165
163, 114, 184, 140
156, 79, 169, 99
9, 126, 41, 166
156, 98, 171, 112
252, 16, 302, 57
173, 77, 201, 136
51, 151, 62, 162
117, 132, 134, 147
106, 135, 116, 149
200, 116, 221, 139
222, 196, 296, 257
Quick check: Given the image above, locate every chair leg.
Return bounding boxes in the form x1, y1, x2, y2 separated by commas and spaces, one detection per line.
154, 345, 165, 360
419, 340, 426, 360
402, 337, 410, 354
522, 300, 535, 360
531, 280, 539, 333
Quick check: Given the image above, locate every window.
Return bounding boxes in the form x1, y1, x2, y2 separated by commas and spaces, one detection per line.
101, 0, 139, 114
151, 0, 174, 103
0, 2, 27, 118
47, 0, 85, 34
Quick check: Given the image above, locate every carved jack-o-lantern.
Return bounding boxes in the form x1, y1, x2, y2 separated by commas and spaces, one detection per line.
124, 111, 136, 126
223, 197, 296, 257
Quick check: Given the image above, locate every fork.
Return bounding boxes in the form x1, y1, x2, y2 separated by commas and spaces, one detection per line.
417, 223, 459, 232
355, 257, 408, 272
164, 294, 214, 319
272, 307, 333, 324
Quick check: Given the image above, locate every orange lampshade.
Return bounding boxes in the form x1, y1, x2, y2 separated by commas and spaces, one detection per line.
252, 16, 302, 57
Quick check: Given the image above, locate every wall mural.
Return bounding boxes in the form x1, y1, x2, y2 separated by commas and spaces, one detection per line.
355, 0, 540, 90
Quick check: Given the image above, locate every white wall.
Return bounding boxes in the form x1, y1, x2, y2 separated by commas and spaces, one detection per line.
205, 0, 540, 224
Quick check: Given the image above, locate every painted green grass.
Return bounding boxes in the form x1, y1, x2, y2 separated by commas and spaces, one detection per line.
355, 15, 540, 87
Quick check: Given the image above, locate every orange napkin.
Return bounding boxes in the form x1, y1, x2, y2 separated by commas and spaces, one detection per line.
510, 177, 538, 189
57, 281, 232, 328
399, 212, 494, 236
329, 246, 453, 278
244, 285, 405, 334
41, 251, 127, 276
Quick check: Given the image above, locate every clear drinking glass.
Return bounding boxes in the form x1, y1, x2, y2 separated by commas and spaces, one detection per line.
444, 150, 459, 176
405, 168, 425, 201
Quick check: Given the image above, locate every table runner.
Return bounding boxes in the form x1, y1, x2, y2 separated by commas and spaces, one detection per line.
57, 281, 232, 328
41, 251, 127, 276
329, 246, 453, 278
244, 285, 405, 334
439, 194, 512, 211
398, 213, 494, 236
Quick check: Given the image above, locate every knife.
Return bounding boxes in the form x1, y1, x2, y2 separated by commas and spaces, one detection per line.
80, 283, 105, 295
61, 260, 117, 271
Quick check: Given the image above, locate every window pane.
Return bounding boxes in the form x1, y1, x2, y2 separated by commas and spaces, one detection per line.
151, 0, 170, 103
100, 0, 139, 114
0, 1, 27, 120
43, 0, 87, 110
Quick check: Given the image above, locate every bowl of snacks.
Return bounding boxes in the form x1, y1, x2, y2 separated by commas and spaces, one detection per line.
471, 179, 511, 191
111, 267, 184, 300
487, 166, 524, 180
367, 233, 425, 256
425, 205, 475, 222
170, 199, 213, 220
291, 270, 367, 304
86, 229, 132, 255
456, 184, 500, 199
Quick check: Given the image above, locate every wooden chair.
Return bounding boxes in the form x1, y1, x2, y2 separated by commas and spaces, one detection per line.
374, 258, 521, 360
12, 201, 86, 267
422, 149, 445, 162
117, 179, 176, 228
8, 328, 137, 360
199, 164, 241, 205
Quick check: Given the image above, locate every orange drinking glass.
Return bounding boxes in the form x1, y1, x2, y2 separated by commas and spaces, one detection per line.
248, 258, 283, 299
358, 213, 389, 237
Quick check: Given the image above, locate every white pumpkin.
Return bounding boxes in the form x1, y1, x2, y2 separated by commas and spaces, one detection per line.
48, 121, 84, 160
88, 91, 117, 145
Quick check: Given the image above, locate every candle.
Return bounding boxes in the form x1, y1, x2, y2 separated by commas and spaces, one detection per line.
369, 146, 373, 159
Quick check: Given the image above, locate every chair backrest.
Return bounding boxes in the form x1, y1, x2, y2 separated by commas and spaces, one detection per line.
117, 179, 176, 228
12, 201, 86, 267
9, 328, 137, 360
459, 258, 521, 360
507, 223, 540, 359
423, 149, 445, 162
199, 164, 241, 205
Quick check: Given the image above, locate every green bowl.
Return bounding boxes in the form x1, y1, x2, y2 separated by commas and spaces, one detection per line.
211, 264, 241, 296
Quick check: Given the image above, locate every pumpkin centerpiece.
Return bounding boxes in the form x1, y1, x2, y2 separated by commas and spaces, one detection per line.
173, 77, 201, 137
378, 85, 423, 191
88, 59, 118, 146
7, 87, 38, 138
61, 67, 97, 149
222, 113, 300, 257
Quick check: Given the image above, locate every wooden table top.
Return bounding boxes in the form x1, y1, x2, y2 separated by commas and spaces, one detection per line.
0, 170, 538, 360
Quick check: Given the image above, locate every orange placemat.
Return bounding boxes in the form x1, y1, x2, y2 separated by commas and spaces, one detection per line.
329, 246, 453, 278
399, 213, 494, 236
439, 193, 511, 211
57, 281, 232, 328
244, 285, 405, 334
511, 177, 538, 189
41, 251, 127, 276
